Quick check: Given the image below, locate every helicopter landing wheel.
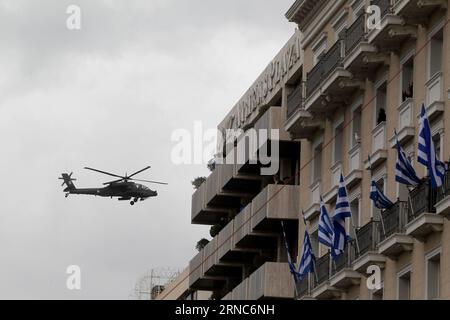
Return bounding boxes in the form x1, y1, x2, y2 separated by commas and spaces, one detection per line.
130, 201, 135, 206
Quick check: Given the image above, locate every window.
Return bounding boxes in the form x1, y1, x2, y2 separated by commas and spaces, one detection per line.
313, 143, 323, 183
375, 82, 387, 126
426, 250, 441, 300
313, 37, 327, 66
429, 28, 443, 79
401, 56, 414, 102
351, 106, 362, 147
333, 122, 344, 164
398, 268, 411, 300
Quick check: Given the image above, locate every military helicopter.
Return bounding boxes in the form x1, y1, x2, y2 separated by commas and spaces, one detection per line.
59, 166, 167, 205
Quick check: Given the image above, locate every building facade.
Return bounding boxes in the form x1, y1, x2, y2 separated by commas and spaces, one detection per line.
186, 0, 450, 300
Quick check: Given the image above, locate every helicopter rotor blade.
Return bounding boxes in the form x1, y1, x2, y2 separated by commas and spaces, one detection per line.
127, 166, 152, 179
131, 178, 168, 185
103, 178, 125, 185
84, 167, 125, 179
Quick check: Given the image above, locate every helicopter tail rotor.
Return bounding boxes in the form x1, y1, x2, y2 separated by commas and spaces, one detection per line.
59, 172, 77, 192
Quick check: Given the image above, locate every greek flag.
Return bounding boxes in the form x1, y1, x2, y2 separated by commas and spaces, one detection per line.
418, 104, 446, 188
332, 174, 352, 259
318, 197, 334, 248
298, 228, 315, 281
395, 132, 421, 186
281, 221, 300, 283
370, 180, 394, 209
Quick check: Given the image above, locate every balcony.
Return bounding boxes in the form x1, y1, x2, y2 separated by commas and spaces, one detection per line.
231, 278, 249, 300
250, 184, 300, 231
330, 243, 361, 289
405, 179, 444, 240
284, 108, 325, 140
191, 181, 230, 225
247, 262, 296, 300
237, 106, 298, 174
393, 0, 448, 24
353, 220, 386, 273
191, 163, 262, 225
189, 250, 226, 291
286, 83, 304, 120
389, 98, 415, 148
311, 254, 341, 299
365, 122, 387, 169
343, 14, 379, 78
425, 72, 445, 120
304, 40, 353, 113
346, 144, 363, 188
378, 201, 414, 258
367, 0, 417, 50
436, 171, 450, 219
296, 277, 311, 299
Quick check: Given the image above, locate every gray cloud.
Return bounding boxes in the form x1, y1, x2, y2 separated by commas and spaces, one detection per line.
0, 0, 295, 299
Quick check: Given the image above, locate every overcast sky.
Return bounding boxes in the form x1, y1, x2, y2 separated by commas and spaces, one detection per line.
0, 0, 295, 299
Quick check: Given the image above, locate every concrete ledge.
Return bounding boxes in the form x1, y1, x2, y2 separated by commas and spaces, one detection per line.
329, 269, 361, 289
405, 213, 444, 241
353, 252, 386, 273
311, 282, 341, 300
435, 195, 450, 219
378, 234, 414, 258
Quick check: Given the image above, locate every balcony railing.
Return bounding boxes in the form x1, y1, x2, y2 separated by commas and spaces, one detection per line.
287, 83, 304, 119
248, 262, 295, 300
305, 40, 345, 99
232, 278, 249, 300
437, 171, 450, 203
322, 41, 343, 80
251, 184, 300, 230
398, 98, 414, 131
379, 201, 409, 241
306, 61, 323, 97
355, 220, 381, 257
314, 254, 330, 286
296, 277, 309, 297
372, 121, 386, 152
372, 0, 391, 19
331, 242, 356, 276
349, 144, 361, 172
345, 14, 366, 55
409, 179, 437, 221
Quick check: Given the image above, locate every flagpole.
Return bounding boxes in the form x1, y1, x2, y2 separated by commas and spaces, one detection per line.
280, 220, 299, 297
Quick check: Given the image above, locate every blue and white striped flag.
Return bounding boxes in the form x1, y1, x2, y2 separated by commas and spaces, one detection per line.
332, 174, 352, 259
418, 104, 447, 188
370, 180, 394, 209
318, 197, 334, 248
395, 132, 421, 186
298, 228, 315, 281
281, 221, 300, 283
